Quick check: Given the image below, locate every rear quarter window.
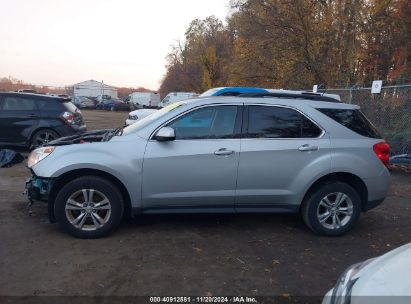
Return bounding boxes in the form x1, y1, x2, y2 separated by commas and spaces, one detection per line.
62, 101, 78, 112
36, 99, 65, 111
318, 108, 381, 138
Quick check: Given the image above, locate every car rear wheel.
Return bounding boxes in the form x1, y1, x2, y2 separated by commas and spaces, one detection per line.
31, 129, 59, 148
54, 176, 124, 238
301, 182, 361, 236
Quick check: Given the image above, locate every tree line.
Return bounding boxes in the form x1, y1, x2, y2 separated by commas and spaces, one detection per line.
159, 0, 410, 96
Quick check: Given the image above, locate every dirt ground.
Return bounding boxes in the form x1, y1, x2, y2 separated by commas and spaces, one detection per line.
1, 109, 410, 299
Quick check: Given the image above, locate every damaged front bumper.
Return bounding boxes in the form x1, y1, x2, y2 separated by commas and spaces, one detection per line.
24, 174, 57, 222
24, 175, 52, 202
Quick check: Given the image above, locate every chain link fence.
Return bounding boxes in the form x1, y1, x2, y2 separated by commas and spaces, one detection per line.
318, 85, 411, 155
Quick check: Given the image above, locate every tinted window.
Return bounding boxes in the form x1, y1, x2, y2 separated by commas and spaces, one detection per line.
62, 101, 78, 112
2, 97, 36, 111
318, 108, 380, 138
167, 106, 239, 140
247, 106, 322, 138
35, 99, 66, 111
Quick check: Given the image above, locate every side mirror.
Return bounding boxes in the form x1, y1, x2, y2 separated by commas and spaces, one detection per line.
155, 127, 175, 141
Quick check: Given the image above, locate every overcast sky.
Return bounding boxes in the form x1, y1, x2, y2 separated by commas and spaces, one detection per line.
0, 0, 229, 90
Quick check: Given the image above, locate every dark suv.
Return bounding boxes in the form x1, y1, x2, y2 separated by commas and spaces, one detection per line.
0, 92, 86, 149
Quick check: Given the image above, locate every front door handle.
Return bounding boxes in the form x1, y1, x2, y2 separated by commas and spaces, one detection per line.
214, 148, 234, 156
298, 144, 319, 152
27, 113, 37, 118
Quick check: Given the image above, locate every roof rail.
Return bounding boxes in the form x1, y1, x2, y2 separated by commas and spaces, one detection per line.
238, 92, 342, 103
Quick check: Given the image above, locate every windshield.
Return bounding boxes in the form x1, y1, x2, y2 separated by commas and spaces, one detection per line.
199, 88, 220, 97
122, 101, 185, 135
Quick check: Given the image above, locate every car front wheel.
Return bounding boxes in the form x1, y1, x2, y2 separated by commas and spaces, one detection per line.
301, 182, 361, 236
54, 176, 124, 238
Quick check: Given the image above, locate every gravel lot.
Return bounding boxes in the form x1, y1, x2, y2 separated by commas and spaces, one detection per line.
1, 109, 410, 299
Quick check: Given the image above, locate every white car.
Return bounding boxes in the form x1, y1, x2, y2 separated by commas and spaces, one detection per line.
158, 92, 198, 108
125, 108, 158, 125
323, 243, 411, 304
125, 92, 161, 108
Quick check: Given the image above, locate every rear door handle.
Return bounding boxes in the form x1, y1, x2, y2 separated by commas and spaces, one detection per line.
214, 148, 234, 156
27, 113, 37, 118
298, 144, 319, 152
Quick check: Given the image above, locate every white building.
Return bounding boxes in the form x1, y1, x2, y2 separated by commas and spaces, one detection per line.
73, 80, 118, 99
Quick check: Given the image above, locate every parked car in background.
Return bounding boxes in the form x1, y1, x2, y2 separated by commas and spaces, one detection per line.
126, 108, 158, 125
96, 98, 130, 111
96, 94, 113, 103
16, 89, 37, 93
158, 92, 198, 108
73, 96, 96, 109
323, 243, 411, 304
0, 92, 86, 149
125, 92, 160, 109
26, 93, 390, 238
199, 87, 269, 97
47, 93, 70, 99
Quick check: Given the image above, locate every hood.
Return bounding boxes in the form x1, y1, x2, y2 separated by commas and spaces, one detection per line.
352, 243, 411, 297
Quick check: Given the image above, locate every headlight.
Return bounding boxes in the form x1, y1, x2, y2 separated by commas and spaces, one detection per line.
27, 146, 55, 168
330, 258, 376, 304
129, 115, 138, 120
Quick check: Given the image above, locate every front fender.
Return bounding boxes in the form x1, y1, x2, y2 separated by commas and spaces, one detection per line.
31, 137, 146, 208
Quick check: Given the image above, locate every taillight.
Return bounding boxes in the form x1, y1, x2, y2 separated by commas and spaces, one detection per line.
61, 111, 75, 125
373, 142, 390, 166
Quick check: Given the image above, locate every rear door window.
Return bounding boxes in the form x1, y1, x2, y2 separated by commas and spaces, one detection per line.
2, 96, 37, 111
247, 106, 322, 138
318, 108, 380, 138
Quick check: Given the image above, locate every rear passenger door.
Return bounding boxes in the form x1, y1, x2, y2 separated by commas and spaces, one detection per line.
236, 105, 331, 211
0, 96, 39, 145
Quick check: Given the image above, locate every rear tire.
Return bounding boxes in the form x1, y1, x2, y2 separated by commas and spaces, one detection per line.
54, 176, 124, 238
31, 129, 59, 149
301, 182, 361, 236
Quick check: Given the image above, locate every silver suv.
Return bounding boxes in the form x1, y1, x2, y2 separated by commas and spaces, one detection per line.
25, 93, 391, 238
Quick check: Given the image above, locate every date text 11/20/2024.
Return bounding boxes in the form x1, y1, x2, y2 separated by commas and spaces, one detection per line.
149, 297, 258, 303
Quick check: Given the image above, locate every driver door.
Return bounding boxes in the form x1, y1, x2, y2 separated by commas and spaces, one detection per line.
142, 105, 242, 211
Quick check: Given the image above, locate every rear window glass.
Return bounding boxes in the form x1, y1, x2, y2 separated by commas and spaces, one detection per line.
318, 108, 380, 138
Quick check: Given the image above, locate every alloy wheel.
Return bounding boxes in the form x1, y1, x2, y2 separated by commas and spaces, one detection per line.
34, 131, 56, 146
65, 189, 112, 231
316, 192, 354, 230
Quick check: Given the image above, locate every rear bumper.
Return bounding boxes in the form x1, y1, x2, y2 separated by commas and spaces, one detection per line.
363, 198, 385, 212
363, 167, 391, 211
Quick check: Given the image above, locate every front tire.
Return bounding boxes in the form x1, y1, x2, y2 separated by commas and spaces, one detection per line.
54, 176, 124, 238
301, 182, 361, 236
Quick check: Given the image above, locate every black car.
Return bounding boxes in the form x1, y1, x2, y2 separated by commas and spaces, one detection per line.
96, 99, 130, 111
0, 92, 87, 149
